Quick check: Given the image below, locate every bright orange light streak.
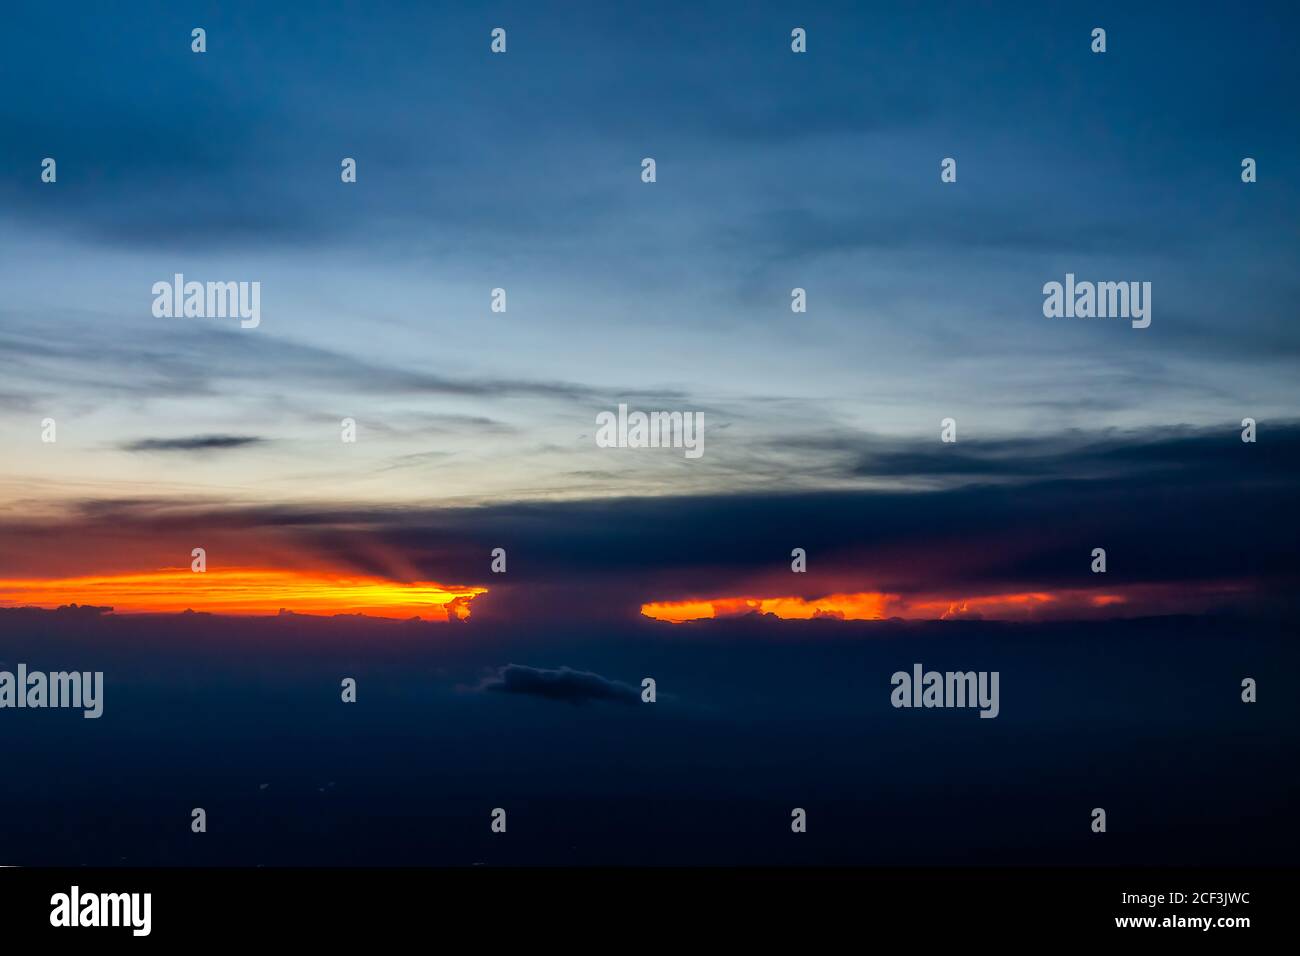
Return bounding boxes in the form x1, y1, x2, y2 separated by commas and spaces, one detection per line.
641, 592, 897, 623
0, 568, 487, 620
641, 589, 1121, 623
908, 592, 1056, 619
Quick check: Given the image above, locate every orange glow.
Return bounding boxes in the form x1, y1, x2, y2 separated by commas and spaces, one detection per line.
907, 592, 1056, 619
0, 568, 487, 620
642, 592, 897, 623
641, 588, 1142, 623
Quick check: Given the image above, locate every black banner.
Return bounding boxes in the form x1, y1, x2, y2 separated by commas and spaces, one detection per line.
0, 866, 1278, 943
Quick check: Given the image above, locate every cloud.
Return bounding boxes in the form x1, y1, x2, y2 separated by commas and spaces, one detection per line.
837, 425, 1296, 483
0, 311, 690, 407
2, 421, 1297, 621
121, 435, 265, 452
478, 664, 639, 706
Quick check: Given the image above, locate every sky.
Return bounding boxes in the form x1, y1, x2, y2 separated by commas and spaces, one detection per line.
0, 0, 1298, 618
1, 0, 1298, 871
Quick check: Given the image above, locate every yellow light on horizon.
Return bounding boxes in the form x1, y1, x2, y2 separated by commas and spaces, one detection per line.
0, 567, 487, 620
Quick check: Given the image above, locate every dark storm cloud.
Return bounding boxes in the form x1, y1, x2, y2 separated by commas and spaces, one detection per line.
122, 435, 265, 452
479, 664, 640, 706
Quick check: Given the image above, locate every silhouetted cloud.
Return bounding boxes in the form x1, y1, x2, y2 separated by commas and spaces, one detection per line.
479, 664, 639, 706
834, 425, 1297, 482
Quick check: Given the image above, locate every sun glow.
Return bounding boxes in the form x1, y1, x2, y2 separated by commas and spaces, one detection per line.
0, 568, 487, 620
641, 592, 896, 623
640, 589, 1140, 623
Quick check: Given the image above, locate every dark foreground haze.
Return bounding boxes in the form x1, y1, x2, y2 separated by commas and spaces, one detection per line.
1, 606, 1294, 866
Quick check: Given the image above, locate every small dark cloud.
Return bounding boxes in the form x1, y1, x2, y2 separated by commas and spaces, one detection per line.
122, 435, 265, 453
479, 664, 639, 706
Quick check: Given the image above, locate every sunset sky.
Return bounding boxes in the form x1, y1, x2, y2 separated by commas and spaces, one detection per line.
1, 1, 1297, 620
1, 0, 1298, 878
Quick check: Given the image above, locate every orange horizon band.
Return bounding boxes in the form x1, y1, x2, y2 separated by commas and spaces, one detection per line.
0, 567, 488, 621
